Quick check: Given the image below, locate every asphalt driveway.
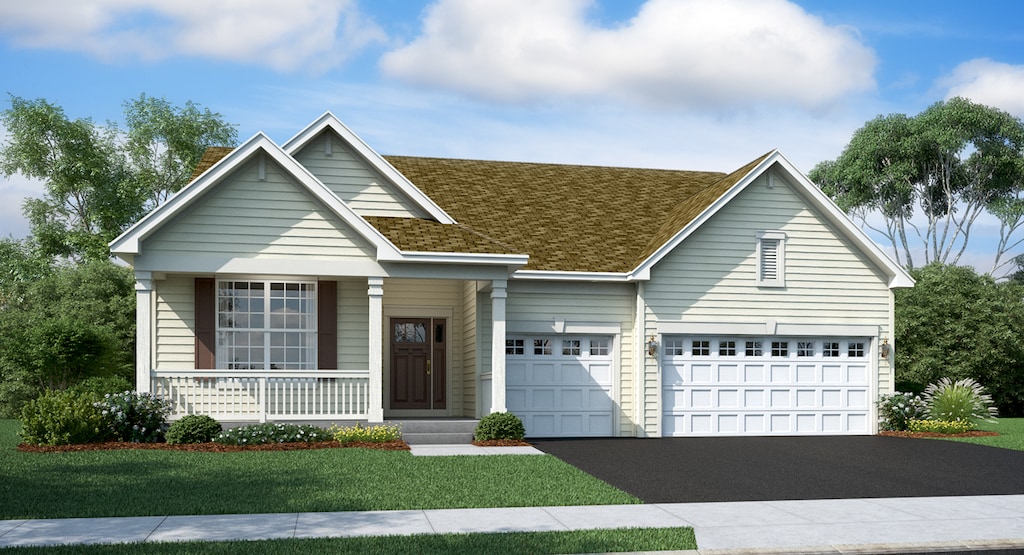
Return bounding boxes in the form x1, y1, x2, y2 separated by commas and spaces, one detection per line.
530, 436, 1024, 503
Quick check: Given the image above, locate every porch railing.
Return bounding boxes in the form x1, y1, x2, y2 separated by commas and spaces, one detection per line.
151, 370, 370, 422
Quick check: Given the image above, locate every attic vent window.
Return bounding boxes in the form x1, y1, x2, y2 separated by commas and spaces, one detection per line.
756, 231, 786, 287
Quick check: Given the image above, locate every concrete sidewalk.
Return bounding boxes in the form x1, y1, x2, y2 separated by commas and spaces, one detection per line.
1, 495, 1022, 552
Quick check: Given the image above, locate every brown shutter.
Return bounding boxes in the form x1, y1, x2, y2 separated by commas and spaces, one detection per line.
317, 280, 337, 370
194, 278, 216, 369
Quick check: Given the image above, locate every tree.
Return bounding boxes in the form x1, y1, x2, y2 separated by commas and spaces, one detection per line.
894, 263, 1024, 416
810, 98, 1024, 276
0, 94, 237, 261
0, 260, 135, 416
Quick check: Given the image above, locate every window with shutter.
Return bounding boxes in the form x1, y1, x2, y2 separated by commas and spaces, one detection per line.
756, 231, 786, 287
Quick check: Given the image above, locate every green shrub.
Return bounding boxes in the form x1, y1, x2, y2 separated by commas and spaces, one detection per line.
214, 422, 333, 445
95, 391, 171, 443
475, 412, 526, 441
165, 415, 223, 444
908, 419, 972, 435
330, 422, 402, 443
877, 392, 928, 431
922, 377, 998, 428
19, 389, 112, 446
68, 376, 133, 398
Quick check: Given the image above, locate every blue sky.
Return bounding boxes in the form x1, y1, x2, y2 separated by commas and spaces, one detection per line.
1, 0, 1023, 271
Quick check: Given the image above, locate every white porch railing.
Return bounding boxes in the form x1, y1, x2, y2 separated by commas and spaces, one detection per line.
151, 370, 370, 422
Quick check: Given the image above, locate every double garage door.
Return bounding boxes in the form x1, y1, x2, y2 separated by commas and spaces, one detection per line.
662, 336, 872, 436
506, 335, 614, 437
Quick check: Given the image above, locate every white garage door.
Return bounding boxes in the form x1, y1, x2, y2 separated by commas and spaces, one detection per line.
506, 336, 614, 437
662, 336, 872, 436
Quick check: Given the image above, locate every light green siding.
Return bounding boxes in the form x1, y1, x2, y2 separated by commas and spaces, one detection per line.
462, 281, 480, 417
144, 158, 376, 260
640, 172, 894, 434
154, 274, 195, 370
293, 133, 426, 218
338, 279, 370, 371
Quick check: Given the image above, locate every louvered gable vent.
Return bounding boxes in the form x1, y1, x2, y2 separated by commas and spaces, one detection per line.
756, 231, 786, 287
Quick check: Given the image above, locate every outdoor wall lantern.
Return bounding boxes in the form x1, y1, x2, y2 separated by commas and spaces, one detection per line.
647, 336, 658, 357
880, 338, 890, 359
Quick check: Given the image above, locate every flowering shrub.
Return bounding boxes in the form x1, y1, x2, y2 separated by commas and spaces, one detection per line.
20, 389, 112, 446
166, 415, 223, 444
213, 423, 333, 445
95, 391, 171, 443
922, 377, 998, 428
475, 412, 526, 441
330, 422, 402, 444
907, 419, 972, 435
877, 392, 927, 431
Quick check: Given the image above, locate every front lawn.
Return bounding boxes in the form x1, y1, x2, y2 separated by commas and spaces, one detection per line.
938, 417, 1024, 451
0, 420, 639, 520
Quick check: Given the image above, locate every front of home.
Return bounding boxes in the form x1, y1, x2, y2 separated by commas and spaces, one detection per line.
110, 113, 913, 438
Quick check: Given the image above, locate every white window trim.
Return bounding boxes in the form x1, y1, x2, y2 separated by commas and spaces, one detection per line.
215, 279, 318, 371
756, 231, 786, 287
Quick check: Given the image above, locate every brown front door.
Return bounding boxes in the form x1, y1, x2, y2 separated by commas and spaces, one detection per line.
390, 318, 447, 410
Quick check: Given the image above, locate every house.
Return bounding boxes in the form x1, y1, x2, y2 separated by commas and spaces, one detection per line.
110, 112, 914, 438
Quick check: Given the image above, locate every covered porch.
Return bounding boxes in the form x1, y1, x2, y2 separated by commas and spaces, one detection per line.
134, 271, 514, 424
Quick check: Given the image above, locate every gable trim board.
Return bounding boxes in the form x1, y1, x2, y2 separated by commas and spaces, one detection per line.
112, 113, 914, 438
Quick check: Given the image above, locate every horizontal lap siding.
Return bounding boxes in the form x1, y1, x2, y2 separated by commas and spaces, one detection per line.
338, 279, 370, 371
155, 275, 195, 369
506, 283, 636, 436
294, 135, 425, 218
462, 281, 479, 417
642, 173, 893, 434
144, 159, 375, 260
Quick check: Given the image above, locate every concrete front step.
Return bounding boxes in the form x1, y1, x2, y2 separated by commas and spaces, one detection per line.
386, 419, 478, 445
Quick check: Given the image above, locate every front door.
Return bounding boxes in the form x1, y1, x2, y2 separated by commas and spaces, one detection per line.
390, 318, 447, 411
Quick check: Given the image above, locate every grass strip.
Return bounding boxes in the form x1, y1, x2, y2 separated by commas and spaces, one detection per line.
0, 527, 699, 554
936, 417, 1024, 451
0, 420, 638, 519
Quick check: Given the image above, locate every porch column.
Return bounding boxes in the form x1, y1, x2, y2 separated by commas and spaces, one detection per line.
490, 279, 508, 413
367, 277, 384, 422
135, 271, 153, 393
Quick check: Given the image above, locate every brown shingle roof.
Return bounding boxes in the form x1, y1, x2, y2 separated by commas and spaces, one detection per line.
185, 147, 771, 273
189, 147, 236, 181
385, 156, 760, 272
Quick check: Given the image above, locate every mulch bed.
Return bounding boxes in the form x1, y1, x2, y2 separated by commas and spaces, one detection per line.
17, 440, 410, 453
879, 430, 999, 438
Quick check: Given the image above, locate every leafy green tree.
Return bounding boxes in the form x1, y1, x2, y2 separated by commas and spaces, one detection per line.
894, 263, 1024, 416
0, 260, 135, 416
0, 237, 50, 307
0, 94, 237, 261
810, 98, 1024, 276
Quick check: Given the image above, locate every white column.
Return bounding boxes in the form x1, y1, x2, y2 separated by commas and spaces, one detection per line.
367, 277, 384, 422
489, 279, 508, 413
135, 271, 153, 393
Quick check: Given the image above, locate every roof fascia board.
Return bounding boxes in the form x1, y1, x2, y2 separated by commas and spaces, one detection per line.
282, 112, 455, 225
109, 132, 404, 261
512, 270, 633, 282
379, 250, 529, 267
628, 151, 914, 289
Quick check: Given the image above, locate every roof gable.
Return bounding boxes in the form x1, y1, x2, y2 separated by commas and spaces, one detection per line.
282, 112, 454, 224
110, 133, 402, 261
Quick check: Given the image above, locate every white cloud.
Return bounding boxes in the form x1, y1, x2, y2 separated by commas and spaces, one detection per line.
0, 173, 43, 240
380, 0, 877, 110
0, 0, 386, 72
936, 58, 1024, 117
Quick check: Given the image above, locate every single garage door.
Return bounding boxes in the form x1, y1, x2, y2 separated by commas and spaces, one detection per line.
506, 335, 614, 437
662, 336, 871, 436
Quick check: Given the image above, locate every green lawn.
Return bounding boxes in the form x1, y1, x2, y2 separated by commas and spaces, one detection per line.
0, 419, 638, 520
937, 417, 1024, 451
0, 528, 698, 554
